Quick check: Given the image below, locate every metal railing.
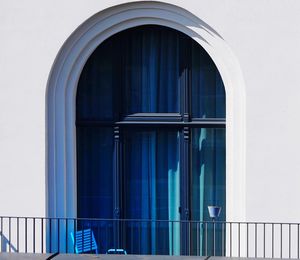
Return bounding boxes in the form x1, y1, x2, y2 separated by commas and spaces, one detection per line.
0, 216, 299, 258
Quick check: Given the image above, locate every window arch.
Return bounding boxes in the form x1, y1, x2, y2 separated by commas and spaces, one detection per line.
76, 25, 225, 255
46, 1, 246, 254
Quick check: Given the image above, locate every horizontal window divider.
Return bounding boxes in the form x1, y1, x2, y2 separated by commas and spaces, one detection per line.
76, 120, 225, 128
116, 121, 225, 127
122, 113, 182, 122
191, 117, 226, 122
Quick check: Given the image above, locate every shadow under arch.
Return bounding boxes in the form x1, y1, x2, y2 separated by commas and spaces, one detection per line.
46, 2, 246, 244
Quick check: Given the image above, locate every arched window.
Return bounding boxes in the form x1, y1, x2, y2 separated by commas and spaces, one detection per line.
76, 25, 225, 255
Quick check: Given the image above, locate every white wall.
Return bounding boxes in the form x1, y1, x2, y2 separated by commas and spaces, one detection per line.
1, 0, 300, 222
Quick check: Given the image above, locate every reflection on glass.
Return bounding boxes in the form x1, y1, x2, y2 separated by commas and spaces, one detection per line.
76, 40, 118, 121
123, 27, 180, 114
76, 127, 114, 219
191, 128, 226, 256
76, 127, 115, 254
124, 130, 180, 255
191, 43, 226, 119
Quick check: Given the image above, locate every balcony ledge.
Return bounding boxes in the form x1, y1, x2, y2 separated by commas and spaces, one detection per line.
0, 254, 292, 260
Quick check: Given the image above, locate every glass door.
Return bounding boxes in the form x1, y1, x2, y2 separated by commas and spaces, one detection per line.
190, 128, 226, 256
122, 129, 181, 255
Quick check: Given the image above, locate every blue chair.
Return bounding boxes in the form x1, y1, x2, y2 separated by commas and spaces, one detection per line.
70, 228, 98, 254
106, 248, 127, 255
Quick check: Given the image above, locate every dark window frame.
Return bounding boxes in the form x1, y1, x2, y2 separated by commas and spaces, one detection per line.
75, 25, 226, 255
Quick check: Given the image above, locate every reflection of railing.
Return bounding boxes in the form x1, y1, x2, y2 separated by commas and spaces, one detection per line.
0, 216, 300, 258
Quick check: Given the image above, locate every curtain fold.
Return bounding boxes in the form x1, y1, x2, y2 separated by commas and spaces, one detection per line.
124, 130, 180, 255
123, 26, 180, 114
191, 128, 226, 256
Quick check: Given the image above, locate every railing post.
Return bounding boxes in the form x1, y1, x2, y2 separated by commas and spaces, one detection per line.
8, 217, 11, 253
289, 224, 291, 259
281, 224, 283, 259
230, 222, 232, 257
263, 223, 265, 258
255, 223, 257, 258
49, 218, 52, 253
0, 217, 2, 252
58, 218, 60, 253
172, 221, 174, 256
213, 220, 216, 256
33, 218, 35, 253
17, 217, 19, 253
298, 224, 300, 259
247, 223, 249, 258
272, 223, 274, 258
25, 217, 27, 253
41, 218, 43, 254
222, 222, 225, 256
203, 222, 206, 256
73, 219, 76, 254
238, 222, 240, 257
65, 219, 68, 253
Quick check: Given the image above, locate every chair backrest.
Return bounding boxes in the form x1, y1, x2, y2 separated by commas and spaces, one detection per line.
70, 228, 98, 254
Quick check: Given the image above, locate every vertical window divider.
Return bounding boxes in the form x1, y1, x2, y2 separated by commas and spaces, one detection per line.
113, 126, 121, 247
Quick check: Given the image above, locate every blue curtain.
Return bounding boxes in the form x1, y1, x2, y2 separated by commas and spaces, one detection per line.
124, 130, 180, 255
76, 127, 114, 252
76, 39, 120, 121
77, 126, 114, 218
123, 27, 180, 114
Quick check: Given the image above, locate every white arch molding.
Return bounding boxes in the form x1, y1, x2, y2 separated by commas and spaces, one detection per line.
46, 1, 246, 222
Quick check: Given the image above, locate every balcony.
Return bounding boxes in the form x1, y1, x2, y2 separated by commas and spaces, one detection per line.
0, 216, 299, 259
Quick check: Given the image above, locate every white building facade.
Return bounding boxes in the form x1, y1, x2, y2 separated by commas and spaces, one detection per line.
1, 0, 300, 257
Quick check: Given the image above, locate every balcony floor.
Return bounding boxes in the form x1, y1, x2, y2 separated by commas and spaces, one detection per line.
0, 254, 291, 260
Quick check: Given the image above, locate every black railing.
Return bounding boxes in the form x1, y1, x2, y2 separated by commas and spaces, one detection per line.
0, 217, 299, 258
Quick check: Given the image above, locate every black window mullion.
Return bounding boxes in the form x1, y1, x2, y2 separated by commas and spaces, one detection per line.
180, 126, 191, 255
113, 126, 121, 248
182, 37, 191, 122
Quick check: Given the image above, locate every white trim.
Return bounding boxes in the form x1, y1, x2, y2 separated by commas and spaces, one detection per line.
46, 1, 246, 222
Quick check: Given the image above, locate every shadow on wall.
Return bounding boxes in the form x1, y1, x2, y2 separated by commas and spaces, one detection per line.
0, 232, 17, 252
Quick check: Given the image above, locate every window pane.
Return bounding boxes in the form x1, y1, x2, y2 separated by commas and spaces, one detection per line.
190, 128, 226, 255
123, 129, 180, 255
122, 26, 180, 114
191, 43, 226, 118
76, 40, 119, 121
76, 127, 114, 219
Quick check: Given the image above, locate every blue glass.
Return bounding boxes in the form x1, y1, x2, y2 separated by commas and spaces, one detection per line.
76, 127, 114, 219
191, 42, 226, 119
77, 25, 225, 119
124, 130, 180, 255
75, 25, 226, 256
190, 128, 226, 256
76, 40, 119, 121
122, 27, 180, 114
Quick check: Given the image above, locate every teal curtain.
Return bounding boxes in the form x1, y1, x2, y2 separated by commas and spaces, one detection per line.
191, 128, 226, 256
124, 130, 180, 255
